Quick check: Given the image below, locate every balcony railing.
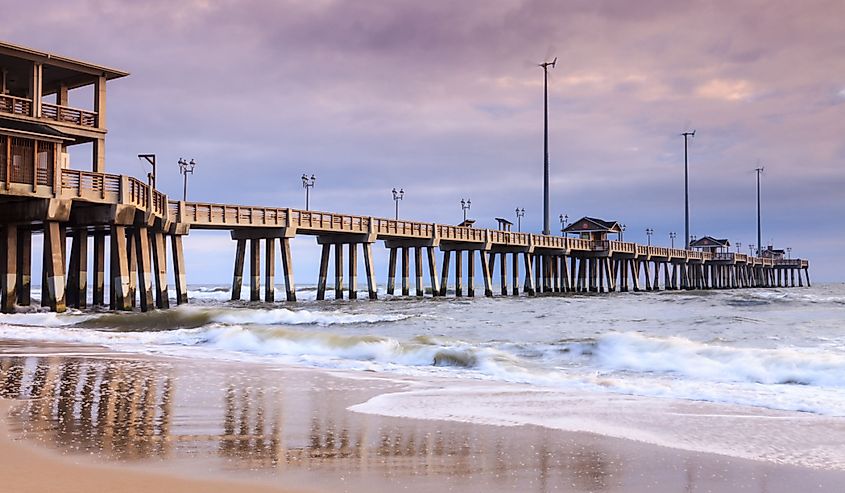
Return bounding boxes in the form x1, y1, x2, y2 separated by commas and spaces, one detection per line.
41, 102, 97, 127
0, 95, 97, 128
0, 94, 32, 117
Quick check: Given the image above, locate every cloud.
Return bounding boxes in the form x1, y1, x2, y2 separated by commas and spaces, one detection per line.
695, 79, 755, 101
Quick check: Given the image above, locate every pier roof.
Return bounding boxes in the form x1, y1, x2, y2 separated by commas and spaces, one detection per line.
563, 216, 622, 234
690, 236, 730, 248
0, 41, 129, 93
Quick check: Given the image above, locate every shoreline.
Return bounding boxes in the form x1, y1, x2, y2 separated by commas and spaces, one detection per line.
2, 340, 845, 492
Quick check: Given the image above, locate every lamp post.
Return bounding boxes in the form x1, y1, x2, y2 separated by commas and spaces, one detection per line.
669, 231, 676, 249
461, 198, 471, 222
682, 130, 696, 250
559, 213, 568, 236
620, 224, 626, 241
539, 57, 556, 236
787, 247, 792, 259
515, 207, 525, 232
736, 242, 742, 253
177, 158, 196, 202
301, 174, 316, 211
138, 154, 156, 189
755, 167, 764, 256
392, 188, 404, 220
646, 228, 654, 246
749, 244, 755, 257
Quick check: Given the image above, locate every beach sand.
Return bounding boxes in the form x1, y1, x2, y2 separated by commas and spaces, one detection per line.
1, 340, 844, 493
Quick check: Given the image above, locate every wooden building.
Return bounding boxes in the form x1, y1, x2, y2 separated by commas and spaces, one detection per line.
690, 236, 730, 254
562, 217, 622, 241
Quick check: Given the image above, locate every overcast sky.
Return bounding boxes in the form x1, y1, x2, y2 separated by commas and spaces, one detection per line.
3, 0, 843, 283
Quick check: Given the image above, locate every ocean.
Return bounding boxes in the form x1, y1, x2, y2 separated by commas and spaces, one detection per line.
1, 283, 844, 470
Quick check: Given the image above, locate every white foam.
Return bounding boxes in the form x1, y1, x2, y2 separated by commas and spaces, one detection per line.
350, 383, 845, 470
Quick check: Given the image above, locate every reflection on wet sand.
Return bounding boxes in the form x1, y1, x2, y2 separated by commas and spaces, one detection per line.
0, 353, 833, 492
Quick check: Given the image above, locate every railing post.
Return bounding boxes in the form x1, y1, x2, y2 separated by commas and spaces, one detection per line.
119, 176, 130, 204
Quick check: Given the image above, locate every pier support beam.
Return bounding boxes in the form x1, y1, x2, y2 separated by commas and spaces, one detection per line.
364, 242, 377, 300
426, 247, 439, 298
400, 247, 409, 297
334, 243, 344, 300
1, 225, 17, 313
454, 250, 463, 297
480, 249, 493, 297
110, 226, 131, 311
440, 251, 451, 296
249, 238, 261, 302
171, 235, 188, 305
134, 227, 154, 312
316, 244, 330, 301
349, 243, 358, 300
280, 238, 296, 301
15, 228, 31, 306
523, 253, 535, 296
231, 239, 246, 301
93, 232, 106, 306
265, 238, 276, 302
414, 247, 423, 297
511, 252, 519, 296
151, 231, 169, 309
467, 250, 475, 297
43, 222, 66, 313
67, 229, 88, 309
387, 247, 397, 296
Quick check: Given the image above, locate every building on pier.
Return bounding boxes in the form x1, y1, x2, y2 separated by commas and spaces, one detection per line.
761, 246, 785, 260
689, 236, 730, 254
562, 217, 622, 241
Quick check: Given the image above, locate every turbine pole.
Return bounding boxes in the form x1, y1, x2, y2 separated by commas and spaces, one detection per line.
756, 166, 764, 255
540, 57, 556, 235
681, 130, 696, 249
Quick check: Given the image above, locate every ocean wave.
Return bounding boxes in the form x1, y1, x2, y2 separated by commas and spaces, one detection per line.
587, 331, 845, 387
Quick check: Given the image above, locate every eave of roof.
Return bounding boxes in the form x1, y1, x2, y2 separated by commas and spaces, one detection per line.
0, 117, 74, 141
0, 41, 129, 80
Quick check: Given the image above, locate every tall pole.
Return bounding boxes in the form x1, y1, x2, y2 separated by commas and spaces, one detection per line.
755, 167, 763, 255
540, 57, 556, 236
682, 131, 695, 250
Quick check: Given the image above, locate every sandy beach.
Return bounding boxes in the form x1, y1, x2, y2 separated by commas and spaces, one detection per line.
2, 339, 845, 493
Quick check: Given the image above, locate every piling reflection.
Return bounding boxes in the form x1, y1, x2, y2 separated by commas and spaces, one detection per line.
1, 356, 172, 460
0, 353, 766, 492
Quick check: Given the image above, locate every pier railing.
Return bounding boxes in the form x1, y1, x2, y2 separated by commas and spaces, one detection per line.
2, 166, 809, 269
0, 94, 32, 117
40, 102, 98, 127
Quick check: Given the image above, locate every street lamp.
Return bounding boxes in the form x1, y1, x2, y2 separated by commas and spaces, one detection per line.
460, 198, 471, 222
736, 242, 742, 253
682, 130, 696, 250
177, 158, 196, 202
669, 231, 677, 249
646, 228, 654, 246
515, 207, 525, 232
559, 213, 568, 236
787, 247, 792, 259
302, 174, 316, 211
620, 224, 627, 241
138, 154, 156, 189
392, 188, 404, 220
749, 244, 755, 256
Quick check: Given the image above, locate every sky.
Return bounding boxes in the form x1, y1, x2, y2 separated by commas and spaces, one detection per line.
2, 0, 844, 283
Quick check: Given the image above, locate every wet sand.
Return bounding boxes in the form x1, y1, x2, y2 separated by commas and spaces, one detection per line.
1, 340, 844, 493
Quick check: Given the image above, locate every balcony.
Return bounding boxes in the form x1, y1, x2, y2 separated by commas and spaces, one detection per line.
0, 94, 97, 128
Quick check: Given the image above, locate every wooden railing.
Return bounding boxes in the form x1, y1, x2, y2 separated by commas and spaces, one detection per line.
12, 168, 811, 269
60, 169, 120, 201
0, 94, 32, 117
41, 102, 98, 127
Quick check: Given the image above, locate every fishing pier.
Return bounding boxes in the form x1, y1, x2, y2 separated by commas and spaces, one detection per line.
0, 42, 811, 313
